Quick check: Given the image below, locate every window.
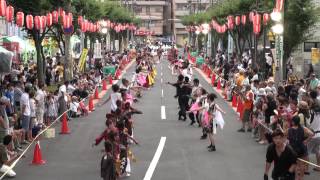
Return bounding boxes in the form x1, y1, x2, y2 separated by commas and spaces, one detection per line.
135, 6, 142, 13
304, 42, 320, 52
146, 6, 150, 15
155, 7, 162, 13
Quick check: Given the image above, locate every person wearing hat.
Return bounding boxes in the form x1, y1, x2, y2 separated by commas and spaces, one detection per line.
267, 79, 277, 96
238, 85, 254, 132
253, 88, 267, 144
309, 73, 319, 91
298, 101, 311, 127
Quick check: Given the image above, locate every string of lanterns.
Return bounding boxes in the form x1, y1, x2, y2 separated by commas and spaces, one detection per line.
0, 0, 137, 33
185, 0, 282, 35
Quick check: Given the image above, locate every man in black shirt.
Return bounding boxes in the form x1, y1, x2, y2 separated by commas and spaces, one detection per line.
264, 129, 297, 180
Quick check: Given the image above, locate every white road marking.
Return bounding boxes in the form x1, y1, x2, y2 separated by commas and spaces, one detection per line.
143, 137, 167, 180
161, 89, 164, 98
161, 106, 166, 120
161, 78, 163, 83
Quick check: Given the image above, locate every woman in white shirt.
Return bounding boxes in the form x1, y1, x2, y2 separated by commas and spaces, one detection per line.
100, 84, 122, 113
29, 91, 37, 130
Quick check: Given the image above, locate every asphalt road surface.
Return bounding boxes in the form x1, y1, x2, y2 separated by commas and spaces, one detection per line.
12, 57, 319, 180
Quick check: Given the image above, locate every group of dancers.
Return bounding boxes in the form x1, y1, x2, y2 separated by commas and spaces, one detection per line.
95, 50, 157, 180
167, 56, 226, 152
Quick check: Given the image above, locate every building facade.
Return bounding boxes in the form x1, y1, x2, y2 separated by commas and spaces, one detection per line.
174, 0, 211, 46
128, 0, 170, 36
289, 0, 320, 78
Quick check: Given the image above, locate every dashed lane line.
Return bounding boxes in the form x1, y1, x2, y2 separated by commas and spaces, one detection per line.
143, 137, 167, 180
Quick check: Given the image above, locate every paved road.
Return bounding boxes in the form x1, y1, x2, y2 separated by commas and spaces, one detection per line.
12, 58, 318, 180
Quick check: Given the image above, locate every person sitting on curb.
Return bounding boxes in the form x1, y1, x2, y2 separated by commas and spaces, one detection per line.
0, 135, 20, 178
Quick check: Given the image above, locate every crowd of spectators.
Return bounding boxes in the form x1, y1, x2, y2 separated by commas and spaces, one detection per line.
198, 50, 320, 179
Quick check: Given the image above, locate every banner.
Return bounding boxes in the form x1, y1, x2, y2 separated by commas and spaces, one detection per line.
78, 48, 88, 72
311, 48, 320, 65
94, 42, 102, 59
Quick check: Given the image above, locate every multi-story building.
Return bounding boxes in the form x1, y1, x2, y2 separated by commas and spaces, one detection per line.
128, 0, 171, 36
290, 0, 320, 78
174, 0, 211, 46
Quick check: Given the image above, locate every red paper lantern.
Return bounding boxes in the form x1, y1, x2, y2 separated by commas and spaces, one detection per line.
254, 13, 261, 26
68, 12, 73, 25
91, 23, 94, 32
34, 16, 42, 30
249, 12, 255, 22
16, 12, 24, 27
222, 24, 228, 33
5, 6, 14, 22
63, 13, 71, 29
80, 20, 87, 32
78, 16, 83, 26
52, 10, 58, 23
96, 22, 100, 32
263, 13, 270, 25
227, 16, 234, 30
241, 15, 247, 25
276, 0, 284, 12
58, 8, 65, 17
46, 13, 53, 27
41, 16, 47, 29
253, 14, 261, 34
85, 21, 89, 31
0, 0, 6, 17
235, 16, 241, 26
26, 15, 34, 30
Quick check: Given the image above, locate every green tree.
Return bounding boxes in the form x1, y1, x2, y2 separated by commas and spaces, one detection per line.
8, 0, 57, 85
283, 0, 317, 62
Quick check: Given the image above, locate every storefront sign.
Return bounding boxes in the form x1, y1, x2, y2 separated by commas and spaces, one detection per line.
311, 48, 320, 65
78, 48, 88, 71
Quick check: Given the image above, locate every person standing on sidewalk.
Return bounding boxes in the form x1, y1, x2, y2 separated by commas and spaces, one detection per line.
20, 86, 32, 142
238, 85, 254, 132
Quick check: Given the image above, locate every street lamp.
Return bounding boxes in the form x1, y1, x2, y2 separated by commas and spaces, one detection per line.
271, 9, 284, 84
201, 23, 209, 55
271, 24, 284, 34
101, 27, 108, 34
270, 11, 282, 22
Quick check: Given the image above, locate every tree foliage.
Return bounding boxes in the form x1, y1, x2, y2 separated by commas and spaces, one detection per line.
182, 0, 318, 64
283, 0, 318, 60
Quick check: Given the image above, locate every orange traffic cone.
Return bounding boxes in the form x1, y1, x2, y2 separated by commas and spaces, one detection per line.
108, 75, 113, 85
115, 70, 120, 80
32, 141, 46, 165
89, 95, 94, 112
211, 73, 216, 86
60, 113, 70, 134
94, 87, 99, 99
217, 79, 221, 90
102, 80, 107, 90
232, 95, 238, 107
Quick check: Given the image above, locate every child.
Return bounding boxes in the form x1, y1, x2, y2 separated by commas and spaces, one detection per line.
46, 93, 58, 126
100, 141, 117, 180
70, 96, 80, 118
100, 84, 122, 113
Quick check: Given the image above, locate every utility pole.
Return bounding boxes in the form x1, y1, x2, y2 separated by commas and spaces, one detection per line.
253, 0, 259, 69
64, 0, 73, 81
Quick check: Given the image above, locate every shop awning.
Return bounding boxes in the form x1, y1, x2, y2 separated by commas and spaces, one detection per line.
1, 36, 35, 53
0, 46, 13, 73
